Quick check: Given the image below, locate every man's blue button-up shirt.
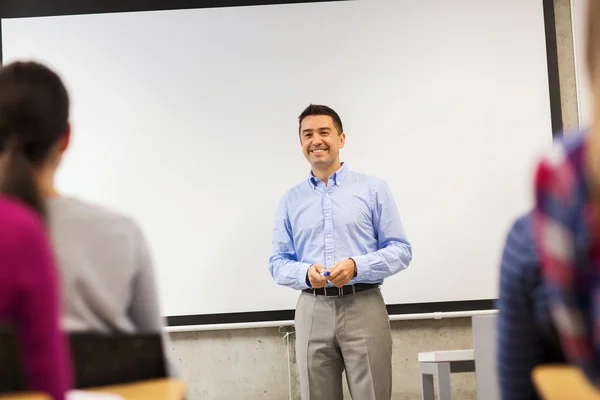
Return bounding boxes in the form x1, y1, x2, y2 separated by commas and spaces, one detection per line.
269, 163, 412, 290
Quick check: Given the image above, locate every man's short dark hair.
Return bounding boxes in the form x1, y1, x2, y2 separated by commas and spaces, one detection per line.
298, 104, 343, 135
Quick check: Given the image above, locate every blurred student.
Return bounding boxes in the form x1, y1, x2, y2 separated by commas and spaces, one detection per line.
533, 0, 600, 386
0, 108, 71, 398
0, 60, 176, 375
496, 212, 564, 400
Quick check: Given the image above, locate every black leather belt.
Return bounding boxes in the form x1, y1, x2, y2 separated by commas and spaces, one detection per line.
303, 283, 378, 297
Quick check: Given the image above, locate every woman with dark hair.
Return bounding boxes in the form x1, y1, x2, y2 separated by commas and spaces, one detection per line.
0, 60, 176, 375
0, 73, 71, 399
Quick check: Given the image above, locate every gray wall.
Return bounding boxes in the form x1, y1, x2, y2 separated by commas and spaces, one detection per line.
167, 1, 578, 398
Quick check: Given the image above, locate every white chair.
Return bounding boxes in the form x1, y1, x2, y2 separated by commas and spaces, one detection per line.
472, 315, 499, 400
418, 349, 475, 400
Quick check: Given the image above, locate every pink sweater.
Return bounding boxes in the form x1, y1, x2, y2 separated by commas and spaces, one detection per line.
0, 196, 71, 400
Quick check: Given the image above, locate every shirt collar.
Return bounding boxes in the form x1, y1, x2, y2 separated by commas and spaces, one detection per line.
309, 162, 349, 189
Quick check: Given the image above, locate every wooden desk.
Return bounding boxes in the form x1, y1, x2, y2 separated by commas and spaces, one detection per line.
0, 394, 49, 400
86, 379, 185, 400
533, 365, 600, 399
0, 379, 185, 400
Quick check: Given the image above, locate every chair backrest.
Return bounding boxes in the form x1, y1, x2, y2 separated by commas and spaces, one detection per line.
533, 365, 600, 399
0, 328, 166, 393
472, 314, 500, 400
0, 325, 26, 394
69, 331, 167, 388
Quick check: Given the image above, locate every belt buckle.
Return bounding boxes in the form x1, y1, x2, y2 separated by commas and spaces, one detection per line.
323, 286, 340, 297
323, 286, 356, 297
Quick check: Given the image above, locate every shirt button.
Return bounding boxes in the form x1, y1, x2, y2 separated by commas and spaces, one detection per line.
327, 234, 331, 238
325, 193, 330, 197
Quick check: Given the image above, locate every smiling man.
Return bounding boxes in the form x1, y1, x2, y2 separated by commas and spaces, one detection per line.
269, 104, 413, 400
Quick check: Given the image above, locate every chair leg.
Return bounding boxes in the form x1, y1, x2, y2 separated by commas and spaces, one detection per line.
421, 373, 434, 400
435, 362, 452, 400
420, 363, 435, 400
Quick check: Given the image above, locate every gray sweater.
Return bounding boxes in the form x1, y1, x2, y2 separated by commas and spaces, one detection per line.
46, 197, 176, 375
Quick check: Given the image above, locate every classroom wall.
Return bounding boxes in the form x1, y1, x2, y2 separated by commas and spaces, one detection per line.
167, 1, 578, 398
556, 0, 579, 131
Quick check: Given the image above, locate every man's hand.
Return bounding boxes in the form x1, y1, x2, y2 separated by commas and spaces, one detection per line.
326, 259, 356, 288
307, 264, 328, 289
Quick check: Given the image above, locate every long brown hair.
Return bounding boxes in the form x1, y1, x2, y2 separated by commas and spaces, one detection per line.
0, 139, 45, 216
0, 61, 70, 217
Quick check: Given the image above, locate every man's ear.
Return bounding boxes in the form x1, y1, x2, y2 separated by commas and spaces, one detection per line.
339, 132, 346, 149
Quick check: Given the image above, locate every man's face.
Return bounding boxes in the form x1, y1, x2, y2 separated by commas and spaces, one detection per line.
299, 115, 345, 169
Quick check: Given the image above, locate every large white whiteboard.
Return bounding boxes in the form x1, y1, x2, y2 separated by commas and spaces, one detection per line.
2, 0, 553, 317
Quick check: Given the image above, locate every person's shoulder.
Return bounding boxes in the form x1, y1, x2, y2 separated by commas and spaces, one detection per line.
0, 196, 45, 237
505, 213, 535, 255
0, 197, 48, 258
279, 178, 313, 202
537, 129, 586, 171
508, 213, 532, 239
344, 167, 383, 184
500, 213, 537, 277
560, 129, 587, 152
348, 170, 391, 193
535, 130, 587, 204
49, 196, 142, 235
